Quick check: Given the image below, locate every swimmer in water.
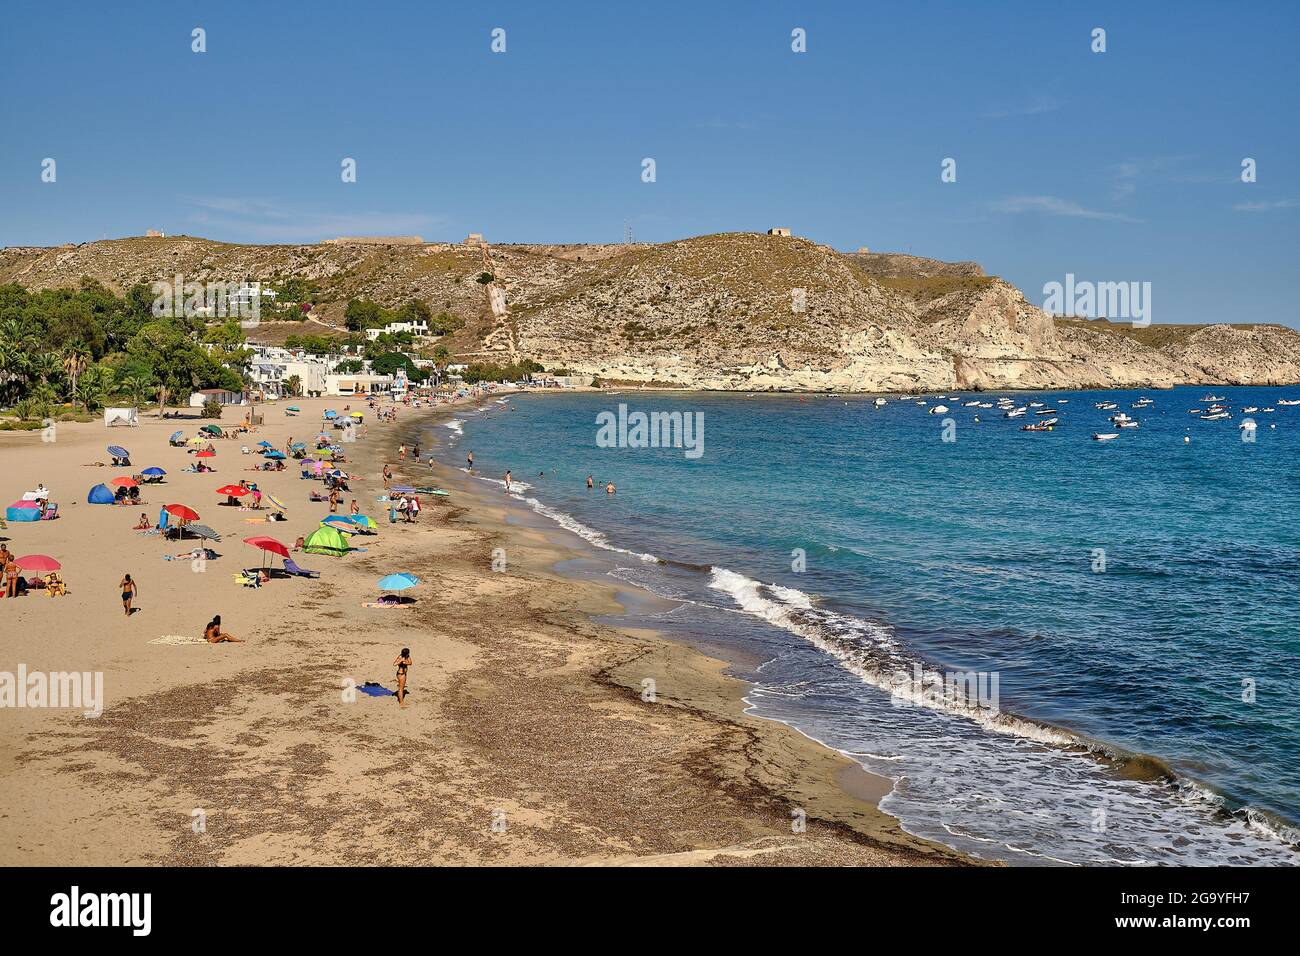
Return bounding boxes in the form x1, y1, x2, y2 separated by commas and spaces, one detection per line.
605, 482, 615, 495
586, 475, 594, 489
504, 470, 512, 492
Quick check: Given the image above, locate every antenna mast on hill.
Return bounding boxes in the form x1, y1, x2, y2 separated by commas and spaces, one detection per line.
624, 220, 634, 244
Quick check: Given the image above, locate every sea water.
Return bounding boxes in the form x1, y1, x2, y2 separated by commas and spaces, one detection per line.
425, 387, 1300, 865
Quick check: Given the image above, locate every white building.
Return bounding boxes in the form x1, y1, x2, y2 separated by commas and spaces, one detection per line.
324, 373, 395, 396
228, 282, 278, 311
365, 319, 430, 341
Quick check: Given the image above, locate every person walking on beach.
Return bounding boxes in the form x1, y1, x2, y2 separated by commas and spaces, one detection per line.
328, 487, 340, 513
410, 494, 420, 522
393, 647, 412, 705
399, 444, 406, 461
383, 464, 392, 489
467, 451, 474, 470
120, 573, 137, 616
504, 470, 512, 493
350, 498, 359, 515
204, 615, 244, 644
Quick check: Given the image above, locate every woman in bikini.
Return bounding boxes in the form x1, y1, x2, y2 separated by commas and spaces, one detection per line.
120, 573, 137, 616
393, 647, 412, 704
204, 615, 244, 644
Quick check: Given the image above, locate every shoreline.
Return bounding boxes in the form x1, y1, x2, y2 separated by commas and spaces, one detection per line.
426, 387, 1300, 861
0, 391, 968, 866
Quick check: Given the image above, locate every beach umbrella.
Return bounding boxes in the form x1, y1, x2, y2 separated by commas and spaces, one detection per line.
243, 536, 291, 568
323, 410, 338, 419
107, 445, 130, 459
188, 436, 207, 445
266, 494, 287, 511
321, 516, 357, 533
391, 484, 416, 494
201, 424, 223, 435
290, 442, 306, 450
216, 484, 252, 497
169, 430, 184, 442
142, 467, 166, 477
378, 573, 419, 592
109, 476, 138, 488
350, 412, 364, 418
187, 523, 221, 542
14, 554, 60, 573
256, 440, 274, 448
348, 514, 378, 529
327, 469, 348, 478
287, 406, 301, 412
265, 450, 286, 460
164, 503, 200, 523
86, 485, 115, 505
194, 450, 216, 458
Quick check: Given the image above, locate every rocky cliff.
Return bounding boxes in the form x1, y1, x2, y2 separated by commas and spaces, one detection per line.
3, 232, 1297, 391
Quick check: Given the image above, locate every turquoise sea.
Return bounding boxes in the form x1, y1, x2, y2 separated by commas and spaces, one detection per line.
422, 386, 1300, 865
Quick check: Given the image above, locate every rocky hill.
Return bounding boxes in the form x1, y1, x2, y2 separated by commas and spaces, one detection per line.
3, 232, 1298, 391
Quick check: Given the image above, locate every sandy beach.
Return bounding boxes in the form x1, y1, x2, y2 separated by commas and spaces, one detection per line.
0, 394, 967, 866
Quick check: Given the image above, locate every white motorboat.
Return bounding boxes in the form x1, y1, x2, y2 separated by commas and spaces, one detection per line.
1092, 433, 1120, 441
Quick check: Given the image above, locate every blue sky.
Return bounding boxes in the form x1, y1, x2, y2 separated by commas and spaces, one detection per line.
1, 0, 1297, 327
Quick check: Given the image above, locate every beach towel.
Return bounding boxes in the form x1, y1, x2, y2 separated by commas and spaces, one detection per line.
148, 635, 209, 646
356, 682, 396, 697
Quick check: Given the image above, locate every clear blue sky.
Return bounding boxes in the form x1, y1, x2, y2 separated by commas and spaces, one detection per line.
2, 0, 1297, 327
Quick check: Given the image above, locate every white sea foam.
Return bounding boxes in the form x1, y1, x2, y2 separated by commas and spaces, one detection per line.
707, 567, 1080, 747
445, 419, 464, 434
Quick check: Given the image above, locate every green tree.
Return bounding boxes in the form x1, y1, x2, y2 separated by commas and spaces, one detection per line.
62, 345, 92, 410
344, 298, 385, 332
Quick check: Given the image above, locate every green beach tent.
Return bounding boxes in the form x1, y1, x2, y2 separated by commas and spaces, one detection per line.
302, 525, 350, 557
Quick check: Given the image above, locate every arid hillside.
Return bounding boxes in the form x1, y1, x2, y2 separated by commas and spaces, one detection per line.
3, 233, 1298, 390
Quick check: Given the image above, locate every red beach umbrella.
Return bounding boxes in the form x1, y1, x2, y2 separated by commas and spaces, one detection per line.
216, 485, 252, 497
242, 536, 290, 559
195, 450, 216, 458
13, 554, 60, 573
109, 476, 139, 488
164, 503, 200, 523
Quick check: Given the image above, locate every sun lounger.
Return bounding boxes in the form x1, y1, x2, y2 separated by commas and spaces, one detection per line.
283, 558, 320, 579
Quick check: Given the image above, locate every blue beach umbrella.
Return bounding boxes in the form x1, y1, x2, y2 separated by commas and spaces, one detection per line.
324, 410, 338, 419
169, 430, 184, 442
321, 515, 357, 532
265, 450, 286, 460
256, 440, 274, 448
378, 573, 419, 592
287, 405, 301, 412
107, 445, 130, 459
142, 467, 166, 477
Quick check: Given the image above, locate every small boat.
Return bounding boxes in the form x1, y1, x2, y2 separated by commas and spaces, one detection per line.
1200, 412, 1231, 421
1201, 395, 1225, 402
963, 401, 981, 407
1262, 407, 1276, 412
1239, 420, 1257, 430
1095, 401, 1118, 411
1092, 433, 1119, 441
1058, 399, 1070, 404
1278, 399, 1300, 406
1242, 406, 1259, 413
1117, 421, 1139, 428
1109, 413, 1132, 423
1004, 408, 1027, 418
978, 403, 993, 409
1035, 408, 1058, 415
929, 405, 949, 414
1029, 402, 1044, 408
873, 398, 887, 407
1021, 420, 1056, 432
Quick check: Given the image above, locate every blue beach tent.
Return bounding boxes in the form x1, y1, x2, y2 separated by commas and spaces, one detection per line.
87, 483, 116, 504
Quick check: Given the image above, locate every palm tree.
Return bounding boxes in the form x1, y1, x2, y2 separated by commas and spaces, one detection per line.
118, 370, 154, 408
62, 346, 91, 411
75, 366, 110, 413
